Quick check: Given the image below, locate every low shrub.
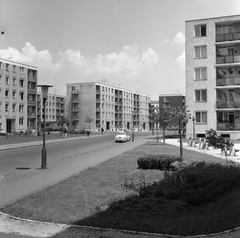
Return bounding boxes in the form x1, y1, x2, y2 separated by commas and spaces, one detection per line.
137, 155, 182, 170
137, 161, 240, 208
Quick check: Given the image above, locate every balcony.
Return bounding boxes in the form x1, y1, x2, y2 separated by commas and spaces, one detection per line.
96, 90, 101, 94
28, 88, 37, 94
28, 100, 36, 106
71, 99, 79, 103
217, 122, 240, 131
216, 100, 240, 108
216, 77, 240, 86
27, 112, 36, 118
71, 90, 80, 95
28, 76, 37, 82
71, 107, 79, 111
216, 32, 240, 43
216, 55, 240, 64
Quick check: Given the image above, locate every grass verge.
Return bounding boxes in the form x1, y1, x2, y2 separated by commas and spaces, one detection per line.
1, 142, 240, 236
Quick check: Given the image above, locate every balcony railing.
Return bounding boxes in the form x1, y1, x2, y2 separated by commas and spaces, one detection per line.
27, 112, 36, 118
217, 122, 240, 131
28, 100, 36, 105
216, 77, 240, 86
28, 76, 37, 82
28, 88, 37, 94
216, 32, 240, 42
216, 55, 240, 64
216, 100, 240, 108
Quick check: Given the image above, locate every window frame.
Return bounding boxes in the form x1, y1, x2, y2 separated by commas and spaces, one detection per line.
195, 89, 207, 102
194, 45, 207, 59
195, 111, 207, 124
194, 24, 207, 37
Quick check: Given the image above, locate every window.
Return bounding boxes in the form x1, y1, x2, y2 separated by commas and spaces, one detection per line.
19, 118, 24, 125
12, 91, 16, 99
0, 76, 2, 83
196, 111, 207, 123
195, 90, 207, 102
19, 105, 24, 112
5, 90, 9, 97
5, 104, 8, 112
0, 62, 2, 70
6, 77, 9, 84
20, 92, 24, 100
20, 67, 24, 74
195, 25, 206, 37
194, 45, 207, 58
20, 80, 24, 87
6, 64, 9, 71
13, 65, 16, 71
13, 78, 16, 86
195, 68, 207, 80
12, 104, 16, 112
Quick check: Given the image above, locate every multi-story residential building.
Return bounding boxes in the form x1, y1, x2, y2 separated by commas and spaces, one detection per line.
186, 14, 240, 139
0, 58, 37, 133
37, 92, 66, 130
66, 82, 150, 132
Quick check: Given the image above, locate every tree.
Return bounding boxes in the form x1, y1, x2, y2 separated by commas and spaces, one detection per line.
175, 106, 191, 159
85, 116, 94, 136
148, 112, 158, 136
206, 128, 233, 165
158, 104, 176, 144
57, 117, 70, 136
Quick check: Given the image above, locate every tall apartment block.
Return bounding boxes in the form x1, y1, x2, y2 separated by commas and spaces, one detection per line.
66, 82, 150, 132
186, 15, 240, 139
36, 93, 66, 130
0, 58, 37, 133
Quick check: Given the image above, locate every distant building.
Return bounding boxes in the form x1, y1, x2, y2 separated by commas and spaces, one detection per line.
66, 82, 151, 132
0, 58, 38, 133
37, 93, 66, 131
185, 14, 240, 139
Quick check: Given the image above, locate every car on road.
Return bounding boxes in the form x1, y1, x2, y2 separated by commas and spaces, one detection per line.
115, 131, 131, 143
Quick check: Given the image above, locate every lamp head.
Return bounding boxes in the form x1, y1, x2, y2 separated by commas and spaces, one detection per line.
37, 84, 53, 99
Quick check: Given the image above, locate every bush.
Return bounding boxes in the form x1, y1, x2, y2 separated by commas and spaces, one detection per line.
137, 155, 182, 170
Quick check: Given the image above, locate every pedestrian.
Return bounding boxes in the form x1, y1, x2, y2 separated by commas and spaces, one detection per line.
87, 129, 90, 137
101, 127, 104, 135
64, 125, 68, 139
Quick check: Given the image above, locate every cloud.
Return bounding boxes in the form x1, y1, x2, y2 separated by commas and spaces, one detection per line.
173, 32, 185, 45
0, 42, 159, 94
176, 51, 185, 69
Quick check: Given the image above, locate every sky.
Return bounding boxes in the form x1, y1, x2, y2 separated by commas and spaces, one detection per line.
0, 0, 240, 99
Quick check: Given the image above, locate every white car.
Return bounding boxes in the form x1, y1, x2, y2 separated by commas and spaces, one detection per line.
115, 131, 131, 143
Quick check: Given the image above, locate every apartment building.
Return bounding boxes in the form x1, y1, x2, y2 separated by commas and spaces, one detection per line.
66, 82, 150, 132
186, 14, 240, 139
37, 93, 66, 130
0, 58, 37, 133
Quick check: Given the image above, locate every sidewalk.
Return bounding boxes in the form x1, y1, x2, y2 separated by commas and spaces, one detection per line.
1, 137, 240, 238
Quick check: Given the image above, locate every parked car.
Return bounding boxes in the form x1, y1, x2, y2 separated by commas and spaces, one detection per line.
115, 131, 131, 143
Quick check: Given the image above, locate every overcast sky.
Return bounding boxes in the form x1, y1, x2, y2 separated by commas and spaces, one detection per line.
0, 0, 240, 99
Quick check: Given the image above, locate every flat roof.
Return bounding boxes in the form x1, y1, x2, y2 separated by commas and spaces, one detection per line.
185, 14, 240, 23
0, 57, 38, 69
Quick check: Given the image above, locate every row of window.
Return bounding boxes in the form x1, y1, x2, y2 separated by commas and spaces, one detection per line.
0, 63, 25, 74
0, 76, 25, 87
1, 103, 24, 112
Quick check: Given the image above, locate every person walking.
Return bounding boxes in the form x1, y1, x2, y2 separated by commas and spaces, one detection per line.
101, 127, 104, 135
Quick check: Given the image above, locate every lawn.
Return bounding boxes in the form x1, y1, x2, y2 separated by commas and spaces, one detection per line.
2, 141, 240, 236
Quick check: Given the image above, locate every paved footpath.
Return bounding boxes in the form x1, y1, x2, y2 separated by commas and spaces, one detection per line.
1, 137, 240, 238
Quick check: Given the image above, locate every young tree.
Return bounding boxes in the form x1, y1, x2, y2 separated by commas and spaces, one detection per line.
57, 117, 70, 136
85, 116, 94, 136
175, 106, 191, 159
158, 104, 176, 144
148, 112, 158, 136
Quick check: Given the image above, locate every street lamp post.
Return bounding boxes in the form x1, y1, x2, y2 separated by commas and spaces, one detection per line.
132, 110, 135, 142
192, 115, 196, 139
37, 84, 53, 169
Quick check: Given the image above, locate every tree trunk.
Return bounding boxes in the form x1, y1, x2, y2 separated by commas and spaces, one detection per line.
163, 126, 165, 144
157, 123, 159, 142
179, 118, 183, 159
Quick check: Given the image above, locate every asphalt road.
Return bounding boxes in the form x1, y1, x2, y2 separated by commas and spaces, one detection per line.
0, 132, 152, 178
